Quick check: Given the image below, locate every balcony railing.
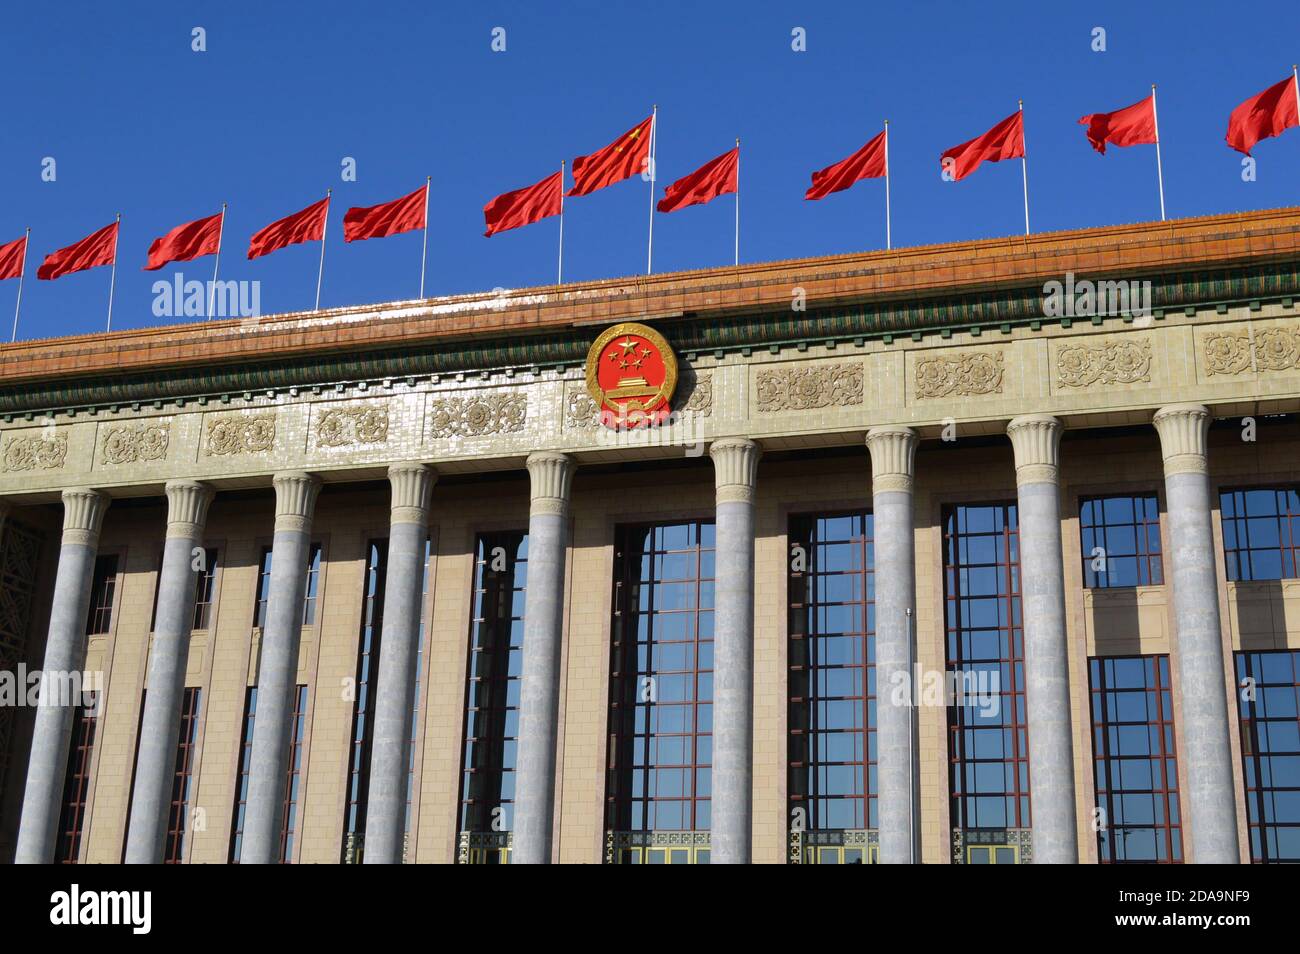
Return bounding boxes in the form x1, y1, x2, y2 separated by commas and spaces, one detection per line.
341, 831, 409, 864
604, 831, 710, 864
457, 830, 512, 864
788, 829, 879, 864
952, 827, 1032, 864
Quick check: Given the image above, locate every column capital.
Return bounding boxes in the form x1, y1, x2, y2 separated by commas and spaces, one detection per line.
60, 488, 110, 547
272, 472, 322, 534
1007, 414, 1064, 486
865, 426, 918, 494
164, 480, 214, 539
1153, 404, 1211, 476
388, 463, 437, 526
526, 452, 575, 518
710, 438, 761, 505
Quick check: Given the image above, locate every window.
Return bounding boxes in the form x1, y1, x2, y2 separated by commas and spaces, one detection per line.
343, 540, 388, 858
149, 547, 219, 632
606, 522, 715, 845
253, 542, 323, 628
1221, 487, 1300, 582
944, 504, 1030, 840
1236, 650, 1300, 862
85, 554, 119, 635
163, 687, 202, 864
1079, 494, 1163, 588
55, 692, 99, 864
457, 531, 527, 862
788, 513, 876, 842
1089, 655, 1182, 863
229, 684, 308, 863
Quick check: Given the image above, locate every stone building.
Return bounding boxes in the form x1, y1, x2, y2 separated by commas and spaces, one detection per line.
1, 206, 1298, 864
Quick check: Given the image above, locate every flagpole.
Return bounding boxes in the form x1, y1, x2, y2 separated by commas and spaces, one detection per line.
419, 176, 431, 299
207, 203, 226, 320
884, 120, 892, 250
647, 104, 657, 275
1019, 100, 1030, 236
316, 190, 330, 311
734, 138, 740, 267
11, 228, 29, 342
1151, 85, 1167, 222
106, 213, 120, 332
558, 160, 566, 285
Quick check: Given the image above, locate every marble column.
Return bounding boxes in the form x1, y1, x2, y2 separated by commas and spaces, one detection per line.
709, 437, 761, 864
124, 480, 214, 863
1152, 404, 1239, 863
14, 488, 110, 864
866, 426, 920, 864
363, 463, 436, 865
1006, 415, 1078, 864
240, 472, 321, 864
513, 452, 575, 865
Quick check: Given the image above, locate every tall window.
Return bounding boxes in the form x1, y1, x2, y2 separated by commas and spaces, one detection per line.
149, 547, 219, 631
85, 554, 119, 635
163, 687, 203, 864
343, 540, 388, 859
606, 521, 715, 853
1236, 649, 1300, 862
944, 503, 1029, 863
1079, 494, 1163, 588
788, 512, 876, 863
253, 542, 323, 628
1221, 487, 1300, 582
1089, 655, 1182, 863
55, 692, 99, 864
228, 684, 307, 863
457, 531, 527, 862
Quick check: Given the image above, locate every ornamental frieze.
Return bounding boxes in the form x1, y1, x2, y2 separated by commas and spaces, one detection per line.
566, 372, 712, 430
205, 414, 276, 457
428, 392, 526, 439
756, 363, 862, 413
913, 350, 1003, 399
1055, 339, 1152, 389
1204, 326, 1300, 376
2, 433, 68, 472
101, 422, 171, 465
316, 404, 390, 448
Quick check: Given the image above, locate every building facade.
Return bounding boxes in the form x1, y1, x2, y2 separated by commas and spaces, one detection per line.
1, 208, 1299, 864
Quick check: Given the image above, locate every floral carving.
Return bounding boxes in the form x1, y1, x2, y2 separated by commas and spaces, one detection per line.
428, 393, 526, 438
566, 371, 712, 429
316, 404, 390, 448
102, 422, 170, 464
1204, 326, 1300, 376
1253, 327, 1300, 371
1056, 339, 1151, 389
914, 351, 1003, 398
681, 373, 713, 416
205, 414, 276, 456
3, 433, 68, 472
1203, 332, 1252, 376
756, 363, 863, 412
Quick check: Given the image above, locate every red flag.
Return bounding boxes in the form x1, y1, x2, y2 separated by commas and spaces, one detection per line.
144, 211, 222, 271
1078, 95, 1158, 155
248, 197, 329, 260
658, 147, 738, 213
0, 235, 26, 281
568, 115, 653, 197
343, 185, 427, 243
37, 222, 118, 280
1225, 75, 1299, 156
940, 110, 1025, 181
484, 171, 563, 237
805, 130, 887, 200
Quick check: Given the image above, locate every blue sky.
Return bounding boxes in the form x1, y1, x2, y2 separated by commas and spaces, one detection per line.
3, 0, 1299, 340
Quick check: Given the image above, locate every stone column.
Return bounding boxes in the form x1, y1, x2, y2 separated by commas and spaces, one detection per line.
866, 426, 920, 864
513, 452, 575, 865
14, 488, 110, 864
124, 480, 214, 864
1152, 404, 1239, 863
709, 437, 761, 864
240, 472, 321, 864
1006, 415, 1078, 864
364, 463, 436, 865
